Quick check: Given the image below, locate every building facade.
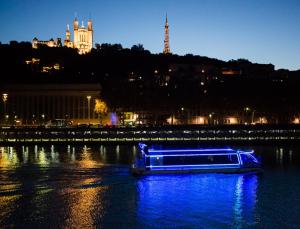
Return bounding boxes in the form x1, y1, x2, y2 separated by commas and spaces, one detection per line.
72, 18, 93, 54
1, 84, 101, 124
32, 38, 62, 48
33, 17, 93, 54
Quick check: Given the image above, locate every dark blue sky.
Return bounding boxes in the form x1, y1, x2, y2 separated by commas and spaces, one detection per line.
1, 0, 300, 70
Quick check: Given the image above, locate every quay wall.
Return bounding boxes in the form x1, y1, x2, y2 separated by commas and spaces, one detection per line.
1, 125, 300, 145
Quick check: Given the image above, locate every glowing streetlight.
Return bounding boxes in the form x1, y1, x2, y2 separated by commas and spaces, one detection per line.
87, 96, 91, 124
2, 93, 8, 123
251, 110, 256, 124
2, 93, 8, 103
208, 113, 215, 125
243, 107, 251, 124
41, 114, 45, 125
208, 113, 213, 125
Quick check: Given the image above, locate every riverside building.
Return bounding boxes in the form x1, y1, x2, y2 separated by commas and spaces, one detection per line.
0, 84, 101, 125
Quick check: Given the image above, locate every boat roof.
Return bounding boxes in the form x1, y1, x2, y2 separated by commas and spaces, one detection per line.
138, 143, 253, 156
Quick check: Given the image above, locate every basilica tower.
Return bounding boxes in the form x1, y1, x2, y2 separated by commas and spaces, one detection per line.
73, 17, 93, 54
66, 24, 71, 40
163, 14, 170, 54
64, 24, 73, 48
87, 19, 93, 52
73, 17, 79, 48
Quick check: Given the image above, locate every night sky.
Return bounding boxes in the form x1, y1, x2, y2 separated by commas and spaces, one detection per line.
1, 0, 300, 70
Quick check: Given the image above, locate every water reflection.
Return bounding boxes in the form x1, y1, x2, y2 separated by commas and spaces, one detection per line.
62, 177, 107, 229
74, 145, 104, 168
0, 144, 136, 226
137, 173, 258, 228
0, 145, 135, 168
289, 150, 293, 163
0, 147, 19, 167
0, 144, 300, 228
233, 175, 258, 228
22, 146, 29, 164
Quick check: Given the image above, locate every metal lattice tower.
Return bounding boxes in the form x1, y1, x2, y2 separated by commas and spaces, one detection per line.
163, 14, 170, 54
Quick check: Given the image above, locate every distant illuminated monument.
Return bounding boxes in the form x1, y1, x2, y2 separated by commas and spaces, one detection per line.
33, 17, 93, 54
72, 17, 93, 54
163, 14, 170, 54
63, 24, 73, 48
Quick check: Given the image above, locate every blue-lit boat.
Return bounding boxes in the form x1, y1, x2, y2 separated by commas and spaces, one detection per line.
131, 143, 262, 175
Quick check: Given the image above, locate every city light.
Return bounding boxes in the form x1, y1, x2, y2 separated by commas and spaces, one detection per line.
293, 118, 300, 124
87, 95, 91, 123
2, 93, 8, 102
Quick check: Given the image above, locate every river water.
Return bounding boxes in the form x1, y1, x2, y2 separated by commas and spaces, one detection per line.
0, 144, 300, 228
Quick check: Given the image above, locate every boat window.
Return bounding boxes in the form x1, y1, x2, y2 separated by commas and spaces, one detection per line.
152, 154, 239, 166
150, 156, 164, 166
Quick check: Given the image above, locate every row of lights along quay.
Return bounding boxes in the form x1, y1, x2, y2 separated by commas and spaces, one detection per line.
1, 125, 300, 145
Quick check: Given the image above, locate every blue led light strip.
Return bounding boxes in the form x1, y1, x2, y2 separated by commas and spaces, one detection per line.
138, 143, 147, 149
237, 153, 242, 165
146, 153, 239, 157
146, 163, 240, 168
239, 151, 254, 154
148, 148, 234, 153
248, 153, 259, 163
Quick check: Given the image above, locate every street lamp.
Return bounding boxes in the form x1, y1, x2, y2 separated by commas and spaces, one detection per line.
251, 110, 256, 124
2, 93, 8, 123
41, 114, 45, 125
244, 107, 251, 124
180, 107, 185, 124
87, 96, 91, 124
209, 113, 213, 125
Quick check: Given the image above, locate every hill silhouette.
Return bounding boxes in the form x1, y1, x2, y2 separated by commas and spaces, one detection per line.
1, 41, 300, 122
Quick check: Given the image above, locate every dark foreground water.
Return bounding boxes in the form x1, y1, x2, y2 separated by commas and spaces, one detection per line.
1, 144, 300, 228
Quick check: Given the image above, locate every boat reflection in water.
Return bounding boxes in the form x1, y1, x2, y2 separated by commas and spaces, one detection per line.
137, 173, 259, 228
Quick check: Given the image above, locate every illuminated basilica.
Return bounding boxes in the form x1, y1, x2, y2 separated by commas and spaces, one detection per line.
32, 17, 93, 54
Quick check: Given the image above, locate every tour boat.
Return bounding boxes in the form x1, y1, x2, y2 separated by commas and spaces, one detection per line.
131, 143, 262, 175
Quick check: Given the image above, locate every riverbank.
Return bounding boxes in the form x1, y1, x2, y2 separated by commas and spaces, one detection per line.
1, 124, 300, 145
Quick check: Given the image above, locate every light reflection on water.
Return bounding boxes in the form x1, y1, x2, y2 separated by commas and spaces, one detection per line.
137, 174, 258, 228
0, 145, 300, 228
0, 145, 135, 168
61, 177, 107, 229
